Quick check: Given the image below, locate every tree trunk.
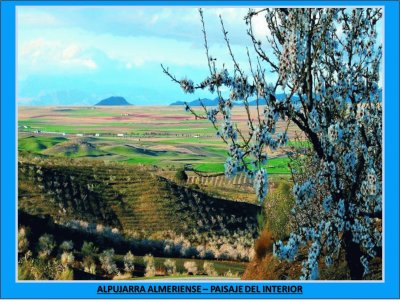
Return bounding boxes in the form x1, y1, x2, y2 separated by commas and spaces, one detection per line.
343, 230, 364, 280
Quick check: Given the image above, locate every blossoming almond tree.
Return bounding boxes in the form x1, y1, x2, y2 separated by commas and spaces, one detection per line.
162, 8, 382, 280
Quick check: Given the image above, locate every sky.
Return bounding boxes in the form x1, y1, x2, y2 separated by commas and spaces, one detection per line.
17, 7, 382, 106
17, 7, 271, 106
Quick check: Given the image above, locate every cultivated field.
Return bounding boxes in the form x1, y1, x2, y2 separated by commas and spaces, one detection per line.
18, 106, 304, 174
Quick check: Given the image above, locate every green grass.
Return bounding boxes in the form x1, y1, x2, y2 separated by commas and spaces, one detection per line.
130, 128, 213, 134
287, 140, 311, 148
102, 145, 177, 157
39, 138, 108, 158
63, 109, 120, 117
194, 163, 225, 173
201, 146, 229, 157
158, 138, 221, 144
19, 124, 90, 134
266, 157, 291, 174
18, 136, 67, 152
102, 145, 147, 157
124, 157, 160, 165
194, 157, 291, 174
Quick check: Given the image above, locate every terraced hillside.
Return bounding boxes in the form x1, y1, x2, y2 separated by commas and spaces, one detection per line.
18, 156, 260, 260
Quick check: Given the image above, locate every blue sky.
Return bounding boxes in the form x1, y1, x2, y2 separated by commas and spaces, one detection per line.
17, 7, 271, 106
17, 7, 382, 106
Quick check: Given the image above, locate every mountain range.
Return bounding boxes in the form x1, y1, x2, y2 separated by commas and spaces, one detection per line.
170, 94, 289, 107
170, 90, 383, 107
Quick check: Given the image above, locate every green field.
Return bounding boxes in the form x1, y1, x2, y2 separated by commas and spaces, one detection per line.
18, 136, 67, 152
18, 135, 292, 174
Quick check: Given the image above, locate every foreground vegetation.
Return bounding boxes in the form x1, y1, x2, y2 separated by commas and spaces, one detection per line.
18, 153, 262, 279
18, 226, 245, 280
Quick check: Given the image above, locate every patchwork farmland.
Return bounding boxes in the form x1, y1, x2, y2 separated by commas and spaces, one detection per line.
18, 106, 303, 174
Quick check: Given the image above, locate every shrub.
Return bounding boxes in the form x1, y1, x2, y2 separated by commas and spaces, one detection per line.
163, 259, 176, 276
59, 241, 74, 252
57, 267, 74, 280
184, 261, 198, 275
38, 234, 56, 259
20, 257, 61, 280
175, 168, 188, 183
254, 229, 274, 259
143, 254, 155, 278
113, 272, 132, 280
225, 269, 233, 278
18, 227, 29, 254
123, 251, 135, 273
81, 241, 99, 256
83, 256, 97, 275
189, 184, 200, 190
99, 249, 119, 275
18, 257, 34, 280
61, 252, 75, 267
256, 212, 266, 234
203, 261, 218, 277
264, 182, 294, 240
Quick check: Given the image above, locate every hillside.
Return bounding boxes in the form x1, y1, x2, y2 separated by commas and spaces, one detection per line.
42, 138, 109, 157
95, 96, 131, 106
18, 156, 260, 260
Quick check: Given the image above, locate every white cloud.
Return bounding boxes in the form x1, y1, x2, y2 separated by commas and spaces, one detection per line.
81, 58, 97, 69
21, 38, 46, 56
125, 58, 145, 69
62, 44, 80, 60
18, 9, 59, 27
19, 36, 100, 73
251, 12, 271, 40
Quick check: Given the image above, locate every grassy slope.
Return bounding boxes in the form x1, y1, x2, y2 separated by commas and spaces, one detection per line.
18, 136, 67, 153
43, 139, 109, 157
18, 156, 260, 238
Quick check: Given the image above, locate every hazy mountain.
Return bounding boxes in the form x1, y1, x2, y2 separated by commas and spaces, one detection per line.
95, 96, 132, 106
18, 90, 96, 106
169, 101, 186, 106
170, 98, 219, 106
169, 94, 292, 107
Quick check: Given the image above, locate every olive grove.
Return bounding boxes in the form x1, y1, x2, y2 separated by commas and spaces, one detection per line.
162, 8, 382, 280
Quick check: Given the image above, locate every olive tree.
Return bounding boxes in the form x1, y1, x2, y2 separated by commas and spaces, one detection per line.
162, 8, 382, 279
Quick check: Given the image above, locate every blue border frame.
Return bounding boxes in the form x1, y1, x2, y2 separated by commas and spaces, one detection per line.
1, 1, 399, 299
